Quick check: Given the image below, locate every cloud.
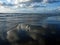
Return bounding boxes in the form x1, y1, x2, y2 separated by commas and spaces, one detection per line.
7, 0, 11, 3
1, 0, 59, 8
0, 5, 15, 13
12, 0, 60, 8
30, 0, 42, 2
0, 0, 60, 13
42, 0, 48, 3
19, 0, 60, 3
29, 3, 47, 8
42, 0, 60, 3
8, 0, 31, 4
0, 1, 3, 4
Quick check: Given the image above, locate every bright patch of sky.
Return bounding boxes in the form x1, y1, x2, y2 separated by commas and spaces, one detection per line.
0, 0, 60, 13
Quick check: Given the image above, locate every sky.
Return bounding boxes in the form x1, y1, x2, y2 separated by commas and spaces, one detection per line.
0, 0, 60, 13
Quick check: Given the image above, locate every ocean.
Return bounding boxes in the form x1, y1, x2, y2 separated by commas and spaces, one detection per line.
0, 13, 59, 45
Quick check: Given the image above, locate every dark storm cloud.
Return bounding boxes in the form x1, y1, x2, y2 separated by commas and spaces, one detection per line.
47, 0, 60, 3
30, 0, 42, 2
30, 0, 60, 3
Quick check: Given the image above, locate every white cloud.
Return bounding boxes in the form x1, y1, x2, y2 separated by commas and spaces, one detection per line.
7, 0, 30, 4
0, 0, 60, 13
0, 5, 15, 13
42, 0, 48, 3
7, 0, 11, 3
0, 1, 3, 4
14, 0, 30, 4
19, 0, 30, 2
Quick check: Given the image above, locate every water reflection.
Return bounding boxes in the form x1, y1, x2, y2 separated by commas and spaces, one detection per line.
0, 13, 59, 45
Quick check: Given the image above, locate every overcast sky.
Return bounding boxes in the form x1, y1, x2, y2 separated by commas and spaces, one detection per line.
0, 0, 60, 13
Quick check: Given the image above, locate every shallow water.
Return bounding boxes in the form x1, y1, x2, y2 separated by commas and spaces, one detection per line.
0, 13, 59, 45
